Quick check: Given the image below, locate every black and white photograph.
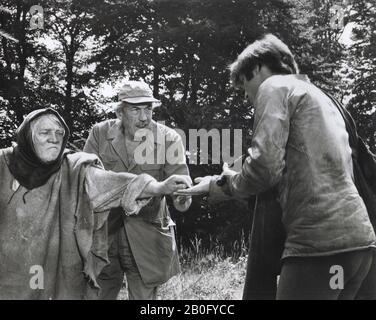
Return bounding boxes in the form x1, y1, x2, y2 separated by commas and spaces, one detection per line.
0, 0, 375, 304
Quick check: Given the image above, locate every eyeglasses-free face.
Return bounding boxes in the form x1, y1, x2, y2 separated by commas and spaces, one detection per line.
31, 115, 65, 163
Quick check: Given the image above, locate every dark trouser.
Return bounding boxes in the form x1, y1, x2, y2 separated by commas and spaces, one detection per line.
277, 248, 376, 300
97, 227, 158, 300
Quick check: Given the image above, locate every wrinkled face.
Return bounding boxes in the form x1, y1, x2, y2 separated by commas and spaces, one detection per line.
118, 103, 153, 138
31, 115, 65, 163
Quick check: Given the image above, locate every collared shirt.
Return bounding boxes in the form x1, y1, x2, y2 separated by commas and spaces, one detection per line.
228, 74, 376, 258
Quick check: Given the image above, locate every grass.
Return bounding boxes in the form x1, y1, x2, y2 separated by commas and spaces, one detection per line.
156, 255, 247, 300
119, 233, 248, 300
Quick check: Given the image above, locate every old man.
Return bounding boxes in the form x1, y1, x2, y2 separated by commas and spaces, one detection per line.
84, 80, 192, 300
0, 108, 191, 300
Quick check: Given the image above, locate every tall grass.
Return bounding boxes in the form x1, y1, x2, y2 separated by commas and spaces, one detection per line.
119, 232, 249, 300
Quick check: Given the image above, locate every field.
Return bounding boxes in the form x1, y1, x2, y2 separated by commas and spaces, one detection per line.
119, 234, 248, 300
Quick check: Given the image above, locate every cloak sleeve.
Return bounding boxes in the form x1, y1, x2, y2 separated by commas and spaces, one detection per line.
84, 164, 155, 214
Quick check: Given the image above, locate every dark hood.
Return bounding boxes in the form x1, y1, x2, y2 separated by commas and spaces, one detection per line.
8, 108, 70, 190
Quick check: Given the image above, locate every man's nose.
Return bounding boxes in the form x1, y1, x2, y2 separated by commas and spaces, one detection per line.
244, 91, 249, 100
48, 133, 60, 143
139, 109, 147, 121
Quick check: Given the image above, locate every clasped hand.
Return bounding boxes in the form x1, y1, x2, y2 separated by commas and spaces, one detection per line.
174, 163, 237, 196
149, 175, 193, 212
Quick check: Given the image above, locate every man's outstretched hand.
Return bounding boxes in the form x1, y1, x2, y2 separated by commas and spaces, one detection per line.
174, 162, 238, 196
174, 175, 214, 196
147, 174, 193, 196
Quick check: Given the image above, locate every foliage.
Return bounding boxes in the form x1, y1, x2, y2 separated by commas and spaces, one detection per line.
346, 0, 376, 151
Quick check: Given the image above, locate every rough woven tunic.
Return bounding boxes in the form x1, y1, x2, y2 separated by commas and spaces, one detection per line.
0, 148, 153, 299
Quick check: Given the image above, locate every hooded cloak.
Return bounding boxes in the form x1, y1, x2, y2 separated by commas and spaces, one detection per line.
0, 110, 155, 299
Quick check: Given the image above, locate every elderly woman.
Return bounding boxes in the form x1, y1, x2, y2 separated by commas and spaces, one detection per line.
0, 108, 191, 300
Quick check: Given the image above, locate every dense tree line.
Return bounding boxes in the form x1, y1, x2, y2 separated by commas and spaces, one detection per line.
1, 0, 374, 254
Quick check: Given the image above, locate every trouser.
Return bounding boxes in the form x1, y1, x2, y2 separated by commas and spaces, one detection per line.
277, 248, 376, 300
97, 226, 158, 300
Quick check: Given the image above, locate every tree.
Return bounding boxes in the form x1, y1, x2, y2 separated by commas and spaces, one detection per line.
289, 0, 347, 97
42, 0, 107, 138
346, 0, 376, 152
0, 0, 47, 139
